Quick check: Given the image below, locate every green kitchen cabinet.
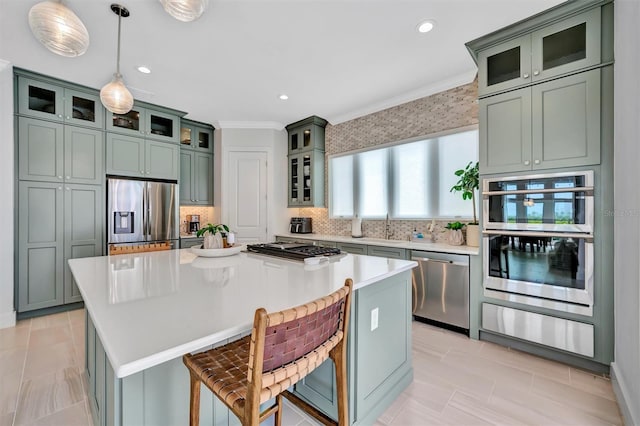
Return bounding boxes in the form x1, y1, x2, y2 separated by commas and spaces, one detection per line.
179, 237, 204, 249
286, 116, 327, 207
180, 119, 214, 152
180, 150, 213, 206
367, 245, 406, 260
474, 6, 601, 97
336, 242, 367, 255
286, 115, 327, 154
18, 181, 103, 312
106, 104, 182, 144
19, 117, 104, 184
480, 69, 600, 174
17, 75, 105, 129
106, 133, 179, 180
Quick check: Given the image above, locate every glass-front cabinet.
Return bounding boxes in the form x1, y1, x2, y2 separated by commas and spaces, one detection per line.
286, 116, 327, 154
18, 77, 104, 129
180, 119, 214, 152
477, 7, 601, 96
106, 105, 181, 143
288, 151, 324, 207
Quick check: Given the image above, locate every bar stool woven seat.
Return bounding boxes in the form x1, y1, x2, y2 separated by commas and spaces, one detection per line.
183, 279, 353, 426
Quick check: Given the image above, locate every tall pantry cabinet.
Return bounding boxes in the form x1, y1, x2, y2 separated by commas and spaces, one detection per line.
15, 71, 104, 313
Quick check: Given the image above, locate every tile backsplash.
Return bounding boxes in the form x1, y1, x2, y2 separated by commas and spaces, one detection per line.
179, 206, 216, 234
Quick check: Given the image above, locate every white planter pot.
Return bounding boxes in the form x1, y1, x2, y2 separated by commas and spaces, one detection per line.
203, 233, 223, 249
466, 224, 480, 247
448, 229, 464, 246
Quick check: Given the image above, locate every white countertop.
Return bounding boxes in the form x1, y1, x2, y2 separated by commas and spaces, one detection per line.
275, 233, 480, 256
68, 249, 416, 378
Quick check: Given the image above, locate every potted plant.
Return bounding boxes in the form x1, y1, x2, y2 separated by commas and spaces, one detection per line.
450, 161, 480, 246
445, 221, 465, 245
197, 223, 229, 249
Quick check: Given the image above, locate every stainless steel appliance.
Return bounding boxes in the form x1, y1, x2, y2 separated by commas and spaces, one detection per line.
482, 171, 595, 316
186, 214, 200, 234
107, 178, 179, 251
411, 251, 470, 333
247, 243, 341, 260
290, 217, 312, 234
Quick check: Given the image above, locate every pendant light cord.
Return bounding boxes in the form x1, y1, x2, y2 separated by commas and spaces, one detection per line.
116, 10, 122, 75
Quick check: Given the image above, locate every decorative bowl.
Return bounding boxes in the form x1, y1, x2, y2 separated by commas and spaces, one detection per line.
190, 244, 243, 258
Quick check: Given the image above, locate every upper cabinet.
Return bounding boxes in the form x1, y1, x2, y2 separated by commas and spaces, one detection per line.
106, 133, 179, 181
286, 116, 327, 207
180, 119, 214, 152
106, 105, 182, 144
472, 6, 602, 97
286, 115, 327, 154
17, 76, 104, 129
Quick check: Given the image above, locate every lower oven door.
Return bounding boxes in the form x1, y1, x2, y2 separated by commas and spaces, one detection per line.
483, 230, 594, 315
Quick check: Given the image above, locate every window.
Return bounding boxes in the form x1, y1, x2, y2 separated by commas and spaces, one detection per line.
329, 127, 478, 219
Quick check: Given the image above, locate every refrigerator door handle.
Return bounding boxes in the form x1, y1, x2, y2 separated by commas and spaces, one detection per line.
142, 183, 148, 241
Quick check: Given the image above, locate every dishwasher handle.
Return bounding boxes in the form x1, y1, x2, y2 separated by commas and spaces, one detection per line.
411, 256, 468, 267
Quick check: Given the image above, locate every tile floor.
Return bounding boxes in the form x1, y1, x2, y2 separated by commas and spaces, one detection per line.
0, 311, 623, 426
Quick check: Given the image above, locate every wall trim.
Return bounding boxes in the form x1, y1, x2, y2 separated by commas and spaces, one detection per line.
611, 361, 639, 426
214, 121, 284, 130
0, 310, 16, 329
327, 69, 477, 125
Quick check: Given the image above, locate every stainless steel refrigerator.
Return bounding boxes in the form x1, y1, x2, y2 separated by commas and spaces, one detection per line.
107, 178, 179, 250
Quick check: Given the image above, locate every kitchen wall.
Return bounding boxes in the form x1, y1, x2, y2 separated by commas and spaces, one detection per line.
299, 79, 478, 241
613, 0, 640, 424
179, 206, 215, 234
0, 61, 15, 327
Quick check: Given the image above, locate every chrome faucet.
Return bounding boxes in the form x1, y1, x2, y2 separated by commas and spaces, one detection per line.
385, 213, 394, 240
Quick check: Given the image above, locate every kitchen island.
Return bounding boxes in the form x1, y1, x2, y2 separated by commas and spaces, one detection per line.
68, 248, 417, 426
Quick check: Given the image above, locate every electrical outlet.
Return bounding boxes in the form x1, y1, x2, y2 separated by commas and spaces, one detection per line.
371, 307, 379, 331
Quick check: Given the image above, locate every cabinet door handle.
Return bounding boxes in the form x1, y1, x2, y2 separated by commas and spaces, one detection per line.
140, 170, 144, 174
66, 187, 70, 191
66, 176, 70, 179
58, 186, 62, 190
58, 114, 63, 118
524, 160, 530, 166
523, 73, 530, 79
58, 175, 63, 179
533, 70, 540, 76
534, 159, 541, 165
66, 116, 70, 120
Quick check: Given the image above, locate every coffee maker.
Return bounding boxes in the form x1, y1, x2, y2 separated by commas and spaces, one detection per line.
186, 214, 200, 234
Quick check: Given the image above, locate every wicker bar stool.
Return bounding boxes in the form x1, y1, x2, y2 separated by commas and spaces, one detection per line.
183, 278, 353, 426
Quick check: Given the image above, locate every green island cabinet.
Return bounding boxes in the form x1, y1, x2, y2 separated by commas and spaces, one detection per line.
286, 116, 327, 207
467, 0, 612, 175
18, 182, 102, 312
179, 119, 214, 206
17, 75, 105, 129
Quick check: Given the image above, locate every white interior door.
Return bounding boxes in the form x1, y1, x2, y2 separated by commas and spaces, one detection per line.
227, 151, 268, 243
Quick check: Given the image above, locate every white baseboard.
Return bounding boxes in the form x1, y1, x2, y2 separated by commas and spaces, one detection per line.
611, 361, 639, 426
0, 310, 16, 329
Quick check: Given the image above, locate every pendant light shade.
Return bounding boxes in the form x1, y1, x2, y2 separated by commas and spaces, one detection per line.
100, 73, 134, 115
100, 4, 134, 114
159, 0, 208, 22
28, 1, 89, 57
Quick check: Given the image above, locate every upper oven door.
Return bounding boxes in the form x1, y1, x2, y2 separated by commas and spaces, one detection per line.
482, 171, 594, 233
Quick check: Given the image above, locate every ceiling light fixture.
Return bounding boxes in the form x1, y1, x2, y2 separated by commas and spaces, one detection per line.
279, 94, 289, 100
28, 0, 90, 57
159, 0, 209, 22
417, 20, 436, 34
137, 66, 151, 74
100, 4, 134, 115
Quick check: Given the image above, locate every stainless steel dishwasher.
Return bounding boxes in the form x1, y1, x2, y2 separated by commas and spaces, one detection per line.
411, 251, 470, 333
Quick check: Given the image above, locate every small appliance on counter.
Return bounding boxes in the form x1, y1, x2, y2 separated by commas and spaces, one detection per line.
290, 217, 312, 234
186, 214, 200, 234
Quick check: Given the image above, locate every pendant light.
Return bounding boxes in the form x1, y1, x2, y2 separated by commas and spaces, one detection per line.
28, 0, 90, 57
159, 0, 208, 22
100, 4, 134, 115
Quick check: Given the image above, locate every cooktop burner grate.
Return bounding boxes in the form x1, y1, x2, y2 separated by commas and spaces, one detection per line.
246, 243, 341, 261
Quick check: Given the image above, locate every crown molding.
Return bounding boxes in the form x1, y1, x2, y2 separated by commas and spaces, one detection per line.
214, 121, 285, 130
327, 69, 477, 125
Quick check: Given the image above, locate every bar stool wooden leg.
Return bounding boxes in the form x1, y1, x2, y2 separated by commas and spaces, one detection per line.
274, 394, 283, 426
189, 372, 201, 426
332, 348, 348, 426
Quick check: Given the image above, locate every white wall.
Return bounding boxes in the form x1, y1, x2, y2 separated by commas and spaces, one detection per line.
215, 128, 294, 239
612, 1, 640, 425
0, 60, 15, 328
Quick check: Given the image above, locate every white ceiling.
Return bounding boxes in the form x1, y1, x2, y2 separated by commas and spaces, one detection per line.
0, 0, 565, 128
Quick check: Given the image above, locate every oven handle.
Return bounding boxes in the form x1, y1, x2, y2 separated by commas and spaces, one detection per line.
482, 187, 593, 197
482, 229, 593, 242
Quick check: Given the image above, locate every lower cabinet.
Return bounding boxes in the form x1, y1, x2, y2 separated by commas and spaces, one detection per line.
335, 242, 367, 255
18, 181, 102, 312
106, 133, 179, 181
180, 237, 204, 249
367, 245, 406, 259
179, 150, 213, 205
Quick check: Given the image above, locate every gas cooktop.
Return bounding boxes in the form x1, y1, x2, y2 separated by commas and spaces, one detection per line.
246, 243, 342, 261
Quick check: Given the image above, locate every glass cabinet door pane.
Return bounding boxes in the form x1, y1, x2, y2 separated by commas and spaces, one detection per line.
303, 155, 311, 202
180, 126, 192, 147
290, 157, 299, 202
28, 85, 57, 116
71, 95, 96, 123
487, 46, 521, 87
290, 133, 299, 151
111, 110, 140, 131
542, 23, 586, 71
149, 114, 173, 138
197, 130, 210, 149
303, 128, 311, 148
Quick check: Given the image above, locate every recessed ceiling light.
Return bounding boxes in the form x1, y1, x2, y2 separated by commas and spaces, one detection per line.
137, 66, 151, 74
279, 94, 289, 100
417, 20, 436, 34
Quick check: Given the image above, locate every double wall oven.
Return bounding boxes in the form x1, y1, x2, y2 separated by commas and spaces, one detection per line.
482, 171, 594, 316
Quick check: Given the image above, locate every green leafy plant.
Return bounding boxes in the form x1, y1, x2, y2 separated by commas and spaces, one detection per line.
196, 223, 229, 238
445, 221, 464, 230
450, 161, 479, 225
